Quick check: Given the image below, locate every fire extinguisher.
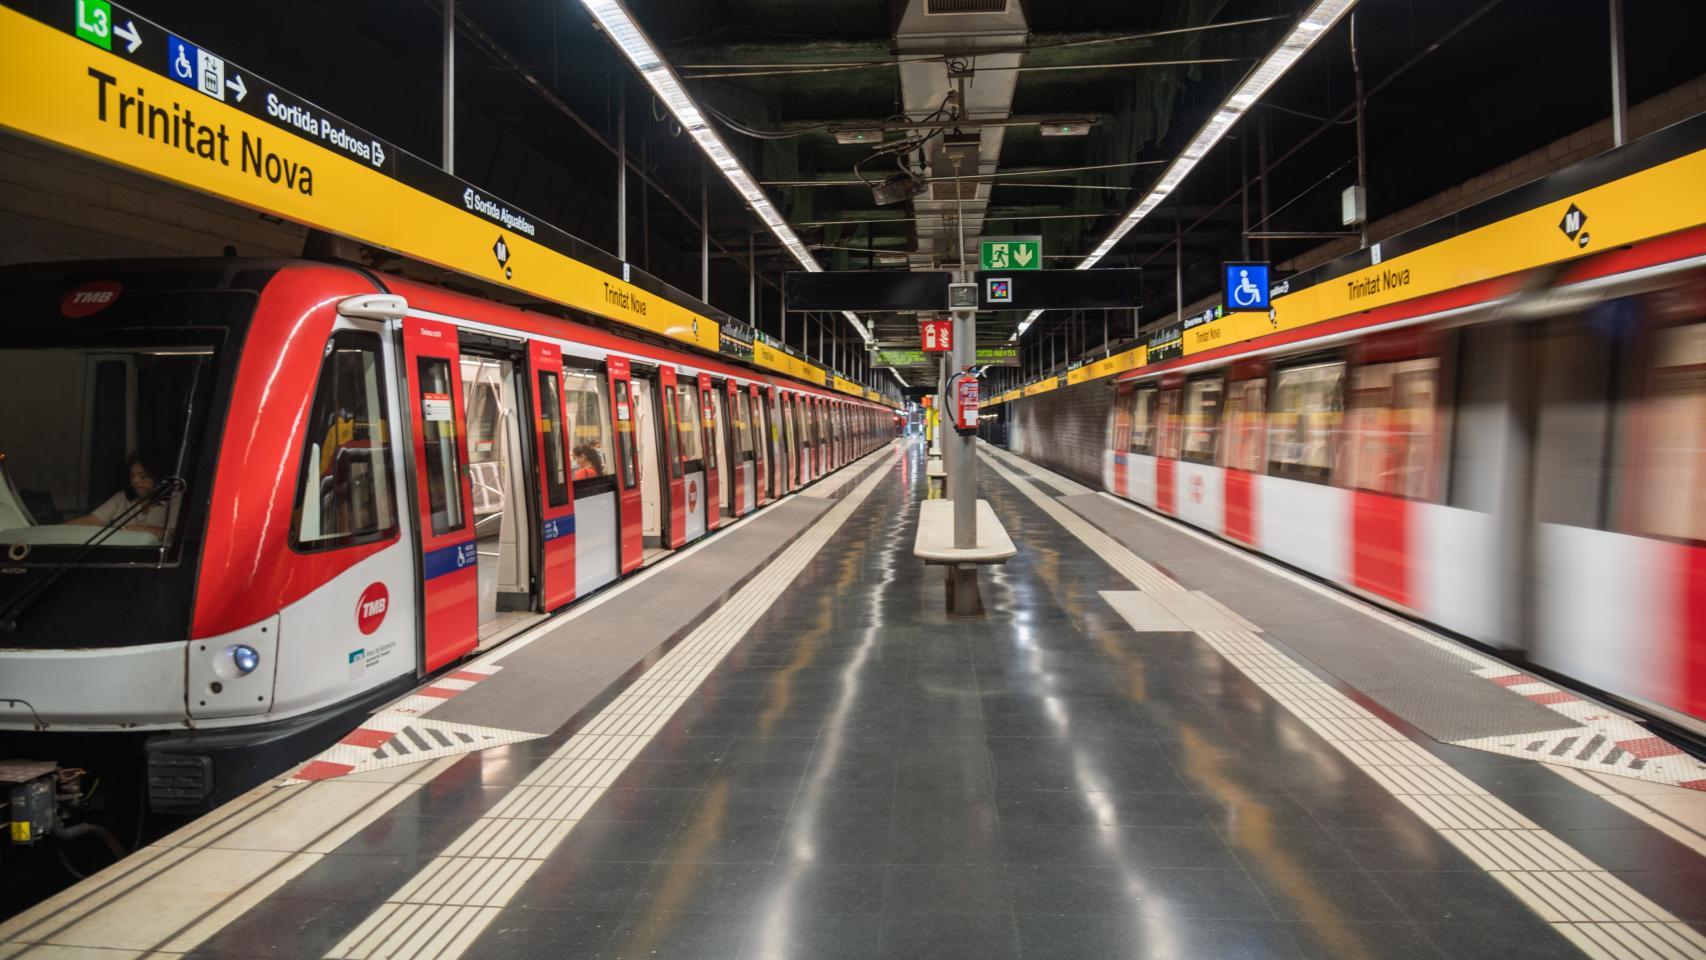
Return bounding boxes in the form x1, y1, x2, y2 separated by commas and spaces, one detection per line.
948, 370, 980, 437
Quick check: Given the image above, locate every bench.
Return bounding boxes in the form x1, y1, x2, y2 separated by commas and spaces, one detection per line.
913, 498, 1017, 616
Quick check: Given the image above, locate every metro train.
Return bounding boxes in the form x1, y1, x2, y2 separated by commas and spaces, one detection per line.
1004, 128, 1706, 738
0, 258, 891, 815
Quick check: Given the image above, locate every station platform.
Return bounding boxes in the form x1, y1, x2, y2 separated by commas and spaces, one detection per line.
5, 439, 1706, 960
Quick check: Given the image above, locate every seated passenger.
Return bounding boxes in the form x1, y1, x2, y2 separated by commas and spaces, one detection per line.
572, 445, 603, 481
68, 453, 174, 539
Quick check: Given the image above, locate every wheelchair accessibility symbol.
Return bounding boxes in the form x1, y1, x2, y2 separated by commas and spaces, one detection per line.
1223, 262, 1270, 312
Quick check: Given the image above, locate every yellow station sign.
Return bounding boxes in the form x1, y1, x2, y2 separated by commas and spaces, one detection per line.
0, 3, 722, 352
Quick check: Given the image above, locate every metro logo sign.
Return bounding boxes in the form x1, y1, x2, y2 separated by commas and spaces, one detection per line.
921, 319, 952, 352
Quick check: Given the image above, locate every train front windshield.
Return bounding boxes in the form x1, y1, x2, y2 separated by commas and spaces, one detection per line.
0, 342, 215, 562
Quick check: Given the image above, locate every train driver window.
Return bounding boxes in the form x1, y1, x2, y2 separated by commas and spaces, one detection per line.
292, 331, 399, 549
563, 366, 616, 487
1347, 358, 1439, 499
1223, 378, 1267, 472
1267, 361, 1345, 483
1129, 387, 1158, 455
1181, 378, 1224, 464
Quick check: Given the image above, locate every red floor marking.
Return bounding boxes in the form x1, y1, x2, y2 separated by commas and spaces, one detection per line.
1617, 736, 1684, 759
1679, 778, 1706, 792
294, 760, 356, 781
419, 686, 460, 699
1490, 674, 1535, 686
446, 670, 488, 682
339, 728, 392, 749
1526, 691, 1578, 705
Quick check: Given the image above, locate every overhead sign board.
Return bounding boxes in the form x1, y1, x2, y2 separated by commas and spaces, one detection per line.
980, 236, 1041, 271
1223, 261, 1271, 312
974, 268, 1141, 311
785, 271, 949, 312
0, 1, 727, 352
877, 346, 1017, 366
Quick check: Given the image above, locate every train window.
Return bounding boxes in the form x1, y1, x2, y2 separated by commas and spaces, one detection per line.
536, 370, 570, 508
734, 390, 754, 457
662, 385, 682, 479
1533, 318, 1615, 529
1223, 378, 1267, 472
1267, 361, 1344, 483
611, 378, 637, 489
1156, 388, 1183, 460
1346, 358, 1438, 499
291, 332, 399, 550
702, 387, 719, 471
1129, 387, 1157, 455
1180, 378, 1224, 464
563, 366, 615, 485
676, 383, 703, 464
1620, 303, 1706, 542
413, 355, 465, 538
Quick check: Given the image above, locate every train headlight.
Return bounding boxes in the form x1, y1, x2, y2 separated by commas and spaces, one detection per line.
230, 644, 261, 676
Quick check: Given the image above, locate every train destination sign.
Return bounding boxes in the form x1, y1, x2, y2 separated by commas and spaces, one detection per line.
0, 0, 726, 353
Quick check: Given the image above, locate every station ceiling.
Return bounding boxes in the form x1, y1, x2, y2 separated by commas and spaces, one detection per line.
121, 0, 1706, 387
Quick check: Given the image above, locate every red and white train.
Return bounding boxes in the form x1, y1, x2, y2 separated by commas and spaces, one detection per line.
0, 258, 890, 810
1035, 137, 1706, 737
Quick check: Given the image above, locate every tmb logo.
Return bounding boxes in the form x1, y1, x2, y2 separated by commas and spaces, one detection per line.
59, 281, 123, 318
356, 582, 390, 635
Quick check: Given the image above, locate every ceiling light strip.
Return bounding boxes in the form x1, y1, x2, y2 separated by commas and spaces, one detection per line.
1015, 0, 1356, 343
580, 0, 873, 347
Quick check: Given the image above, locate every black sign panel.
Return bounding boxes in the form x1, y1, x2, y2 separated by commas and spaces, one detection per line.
1146, 322, 1183, 363
974, 268, 1141, 311
785, 271, 950, 312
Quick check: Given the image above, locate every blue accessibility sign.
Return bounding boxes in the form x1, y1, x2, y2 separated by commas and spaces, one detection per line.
1223, 262, 1270, 312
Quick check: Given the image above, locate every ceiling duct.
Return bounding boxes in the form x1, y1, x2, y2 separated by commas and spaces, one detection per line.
925, 0, 1009, 13
928, 180, 978, 201
930, 133, 983, 180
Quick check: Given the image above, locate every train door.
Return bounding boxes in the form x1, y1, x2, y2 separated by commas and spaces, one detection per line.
527, 340, 575, 612
401, 317, 479, 672
750, 383, 770, 506
657, 365, 688, 550
628, 370, 667, 559
565, 360, 621, 592
726, 379, 748, 514
1110, 384, 1133, 496
699, 373, 722, 531
778, 392, 795, 492
711, 380, 734, 518
606, 357, 645, 575
459, 338, 542, 646
673, 370, 707, 543
766, 388, 785, 498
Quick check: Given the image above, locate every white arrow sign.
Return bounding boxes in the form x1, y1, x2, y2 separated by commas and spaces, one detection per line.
226, 74, 247, 101
112, 19, 140, 53
1014, 246, 1034, 266
370, 141, 386, 167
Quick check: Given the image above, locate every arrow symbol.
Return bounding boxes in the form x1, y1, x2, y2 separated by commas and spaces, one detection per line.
1014, 246, 1033, 266
370, 141, 386, 167
226, 74, 247, 101
113, 19, 141, 53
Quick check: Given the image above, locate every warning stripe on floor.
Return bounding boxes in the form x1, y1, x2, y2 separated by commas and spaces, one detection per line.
279, 665, 544, 785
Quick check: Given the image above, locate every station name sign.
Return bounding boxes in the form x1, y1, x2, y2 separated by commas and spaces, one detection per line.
0, 0, 723, 352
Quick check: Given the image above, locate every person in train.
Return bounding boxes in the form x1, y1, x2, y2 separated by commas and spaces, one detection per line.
67, 452, 175, 539
572, 444, 603, 481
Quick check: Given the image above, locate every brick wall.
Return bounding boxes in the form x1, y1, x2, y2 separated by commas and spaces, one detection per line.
0, 133, 306, 266
1007, 377, 1114, 488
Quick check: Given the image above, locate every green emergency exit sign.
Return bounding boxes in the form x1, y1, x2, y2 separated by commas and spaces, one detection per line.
980, 237, 1041, 270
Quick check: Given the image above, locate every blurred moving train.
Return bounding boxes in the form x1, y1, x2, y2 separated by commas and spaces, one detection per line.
1002, 118, 1705, 738
0, 258, 891, 815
